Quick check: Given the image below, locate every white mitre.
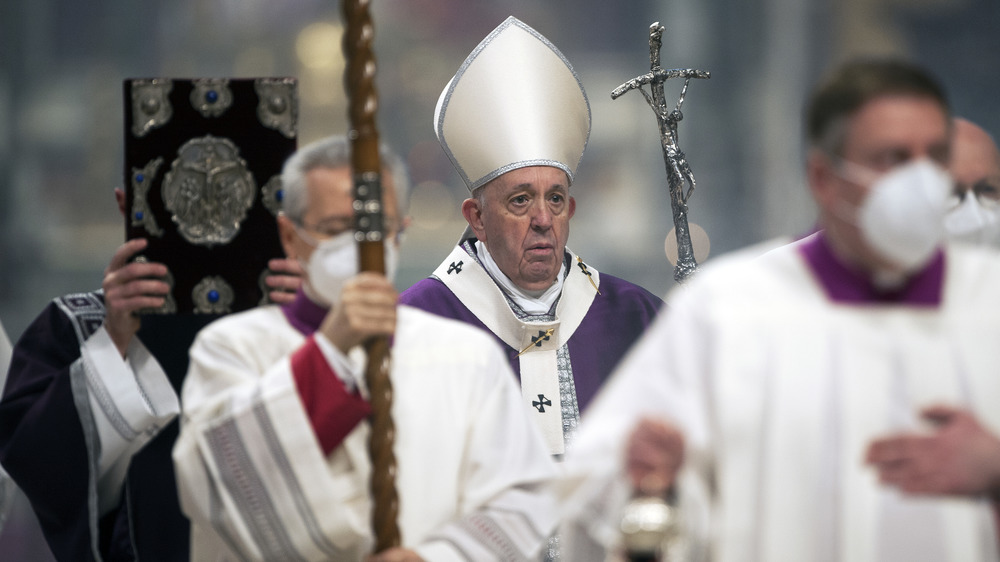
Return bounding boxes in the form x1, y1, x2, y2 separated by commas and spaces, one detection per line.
434, 16, 591, 191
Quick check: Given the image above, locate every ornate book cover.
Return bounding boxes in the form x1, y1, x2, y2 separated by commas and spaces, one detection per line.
123, 77, 297, 314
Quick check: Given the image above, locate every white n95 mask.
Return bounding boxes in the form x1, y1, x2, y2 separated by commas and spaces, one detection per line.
303, 230, 399, 306
305, 231, 355, 306
853, 159, 951, 272
944, 194, 1000, 248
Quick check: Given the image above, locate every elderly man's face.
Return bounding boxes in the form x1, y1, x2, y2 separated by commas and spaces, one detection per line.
810, 95, 950, 272
278, 166, 400, 272
463, 166, 576, 292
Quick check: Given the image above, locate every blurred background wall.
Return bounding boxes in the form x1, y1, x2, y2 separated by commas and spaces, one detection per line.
0, 0, 997, 343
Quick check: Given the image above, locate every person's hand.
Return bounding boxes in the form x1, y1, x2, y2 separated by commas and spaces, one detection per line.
866, 405, 1000, 498
265, 257, 304, 304
365, 547, 425, 562
625, 417, 686, 496
102, 239, 169, 357
318, 272, 397, 354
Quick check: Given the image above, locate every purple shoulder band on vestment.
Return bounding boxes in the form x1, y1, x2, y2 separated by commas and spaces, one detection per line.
799, 233, 944, 306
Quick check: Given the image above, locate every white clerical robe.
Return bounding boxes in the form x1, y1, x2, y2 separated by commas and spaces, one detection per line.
561, 240, 1000, 562
173, 304, 557, 561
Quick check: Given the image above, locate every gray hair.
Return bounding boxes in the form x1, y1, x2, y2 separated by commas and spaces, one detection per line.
280, 135, 410, 223
471, 183, 488, 208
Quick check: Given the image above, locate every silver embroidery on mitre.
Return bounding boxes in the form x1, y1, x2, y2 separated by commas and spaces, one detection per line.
130, 157, 165, 237
190, 78, 233, 118
254, 78, 297, 139
162, 135, 256, 246
130, 79, 173, 138
192, 276, 234, 314
260, 175, 283, 216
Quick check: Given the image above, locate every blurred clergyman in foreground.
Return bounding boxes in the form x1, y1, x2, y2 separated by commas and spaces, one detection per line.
173, 136, 558, 561
560, 59, 1000, 561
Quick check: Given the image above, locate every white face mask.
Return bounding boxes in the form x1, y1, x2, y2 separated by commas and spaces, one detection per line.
836, 159, 951, 272
300, 229, 400, 307
944, 194, 1000, 248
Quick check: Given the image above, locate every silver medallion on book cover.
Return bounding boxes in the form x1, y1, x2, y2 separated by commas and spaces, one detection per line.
130, 157, 165, 237
190, 78, 234, 118
162, 135, 256, 246
254, 78, 297, 138
130, 79, 174, 138
192, 276, 234, 314
260, 174, 284, 216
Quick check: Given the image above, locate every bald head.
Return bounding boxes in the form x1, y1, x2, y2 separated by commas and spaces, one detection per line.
944, 118, 1000, 247
950, 118, 1000, 192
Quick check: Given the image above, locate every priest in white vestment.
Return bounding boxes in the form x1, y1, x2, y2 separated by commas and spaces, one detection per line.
173, 136, 558, 561
560, 59, 1000, 562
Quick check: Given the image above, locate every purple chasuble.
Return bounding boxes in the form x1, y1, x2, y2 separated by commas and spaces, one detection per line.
798, 233, 945, 306
399, 243, 663, 411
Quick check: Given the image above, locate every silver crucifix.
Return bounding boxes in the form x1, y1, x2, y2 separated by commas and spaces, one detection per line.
613, 22, 710, 284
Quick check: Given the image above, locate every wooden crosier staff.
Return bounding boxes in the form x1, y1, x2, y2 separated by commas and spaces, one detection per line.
341, 0, 402, 551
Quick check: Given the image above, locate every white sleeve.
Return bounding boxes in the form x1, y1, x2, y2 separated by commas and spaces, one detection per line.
414, 344, 560, 562
313, 333, 361, 393
558, 284, 715, 561
79, 326, 178, 514
174, 328, 372, 561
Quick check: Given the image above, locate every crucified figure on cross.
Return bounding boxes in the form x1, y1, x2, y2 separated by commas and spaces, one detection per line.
613, 22, 710, 283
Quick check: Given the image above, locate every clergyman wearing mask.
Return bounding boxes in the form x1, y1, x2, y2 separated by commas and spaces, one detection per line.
944, 117, 1000, 248
277, 136, 407, 341
804, 59, 955, 291
559, 59, 1000, 562
173, 134, 562, 560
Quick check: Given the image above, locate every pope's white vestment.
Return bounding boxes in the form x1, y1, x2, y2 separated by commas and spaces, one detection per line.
561, 237, 1000, 562
173, 301, 557, 561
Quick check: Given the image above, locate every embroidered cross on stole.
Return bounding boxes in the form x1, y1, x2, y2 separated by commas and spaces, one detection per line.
432, 244, 599, 454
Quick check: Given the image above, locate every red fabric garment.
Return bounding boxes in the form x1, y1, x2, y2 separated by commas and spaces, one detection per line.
290, 336, 371, 456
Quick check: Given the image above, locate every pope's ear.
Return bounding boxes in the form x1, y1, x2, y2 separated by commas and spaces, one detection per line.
461, 198, 487, 242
